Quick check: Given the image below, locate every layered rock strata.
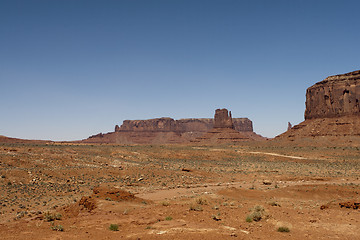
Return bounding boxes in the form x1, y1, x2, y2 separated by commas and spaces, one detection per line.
84, 109, 262, 144
277, 70, 360, 141
116, 117, 253, 133
305, 70, 360, 119
213, 108, 234, 128
191, 109, 251, 143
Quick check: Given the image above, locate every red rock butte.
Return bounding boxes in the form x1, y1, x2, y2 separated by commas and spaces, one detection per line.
192, 108, 252, 143
277, 70, 360, 140
213, 108, 234, 129
82, 109, 264, 144
305, 70, 360, 119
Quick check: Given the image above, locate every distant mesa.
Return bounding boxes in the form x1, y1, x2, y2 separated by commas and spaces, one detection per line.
0, 135, 51, 144
191, 108, 252, 143
83, 108, 265, 144
277, 70, 360, 140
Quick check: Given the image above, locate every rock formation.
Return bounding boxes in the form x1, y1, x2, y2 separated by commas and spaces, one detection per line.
83, 109, 264, 144
287, 122, 292, 131
116, 116, 253, 133
191, 108, 252, 143
277, 70, 360, 141
305, 70, 360, 119
118, 118, 177, 132
213, 108, 234, 128
0, 135, 52, 144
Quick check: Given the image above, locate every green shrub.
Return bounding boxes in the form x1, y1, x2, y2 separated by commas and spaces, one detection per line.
277, 226, 290, 232
51, 225, 64, 231
165, 216, 173, 221
109, 224, 119, 231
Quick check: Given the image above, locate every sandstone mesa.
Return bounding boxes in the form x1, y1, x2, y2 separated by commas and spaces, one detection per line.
83, 108, 264, 144
277, 70, 360, 140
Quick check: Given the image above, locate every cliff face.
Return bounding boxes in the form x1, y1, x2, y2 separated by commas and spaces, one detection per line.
83, 110, 263, 144
213, 108, 234, 128
116, 117, 253, 133
119, 118, 177, 132
277, 70, 360, 141
233, 118, 253, 132
192, 108, 251, 143
305, 70, 360, 119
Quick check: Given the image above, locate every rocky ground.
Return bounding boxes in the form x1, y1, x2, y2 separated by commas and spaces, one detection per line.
0, 140, 359, 239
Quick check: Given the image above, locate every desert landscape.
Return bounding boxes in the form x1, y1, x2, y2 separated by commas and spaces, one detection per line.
0, 70, 359, 239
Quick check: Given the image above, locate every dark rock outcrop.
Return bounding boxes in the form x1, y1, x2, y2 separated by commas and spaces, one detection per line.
305, 70, 360, 119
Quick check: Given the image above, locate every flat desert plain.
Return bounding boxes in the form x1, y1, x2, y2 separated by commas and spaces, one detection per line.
0, 141, 359, 239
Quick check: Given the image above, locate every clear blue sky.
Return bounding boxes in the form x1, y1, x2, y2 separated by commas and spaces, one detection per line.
1, 0, 359, 140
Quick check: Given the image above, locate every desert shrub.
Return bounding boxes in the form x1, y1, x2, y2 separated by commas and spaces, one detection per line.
277, 226, 290, 232
246, 205, 265, 222
44, 212, 62, 222
196, 198, 208, 205
161, 201, 170, 206
246, 215, 253, 222
109, 224, 119, 231
189, 205, 203, 211
165, 216, 173, 221
55, 213, 62, 220
51, 225, 64, 231
212, 213, 221, 221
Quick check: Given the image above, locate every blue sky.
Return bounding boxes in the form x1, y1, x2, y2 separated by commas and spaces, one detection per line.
1, 0, 360, 140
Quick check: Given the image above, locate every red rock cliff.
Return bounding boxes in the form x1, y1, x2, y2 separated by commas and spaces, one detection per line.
213, 108, 234, 129
116, 116, 253, 133
119, 118, 177, 132
305, 70, 360, 119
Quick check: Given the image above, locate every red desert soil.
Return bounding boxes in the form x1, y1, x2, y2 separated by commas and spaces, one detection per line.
0, 140, 359, 239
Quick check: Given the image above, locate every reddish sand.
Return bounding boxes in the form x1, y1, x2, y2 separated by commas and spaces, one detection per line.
0, 140, 359, 239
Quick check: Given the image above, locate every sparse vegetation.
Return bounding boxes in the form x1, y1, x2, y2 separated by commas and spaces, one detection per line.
189, 205, 203, 211
109, 224, 119, 231
1, 142, 359, 239
196, 198, 208, 205
246, 215, 253, 222
246, 205, 266, 222
165, 216, 173, 221
212, 213, 221, 221
44, 211, 62, 222
51, 225, 64, 231
277, 226, 290, 232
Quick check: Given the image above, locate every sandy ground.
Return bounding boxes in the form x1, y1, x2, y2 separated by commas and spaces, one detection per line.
0, 141, 359, 239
